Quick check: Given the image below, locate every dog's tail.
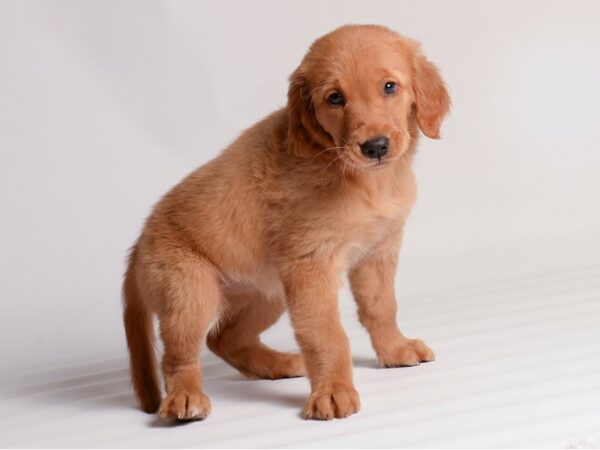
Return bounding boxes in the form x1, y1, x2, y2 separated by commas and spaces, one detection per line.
122, 245, 161, 413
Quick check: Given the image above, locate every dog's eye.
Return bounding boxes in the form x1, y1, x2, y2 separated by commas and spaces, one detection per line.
383, 81, 397, 95
327, 91, 345, 107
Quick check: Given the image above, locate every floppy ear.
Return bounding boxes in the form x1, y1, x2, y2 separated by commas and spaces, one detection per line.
287, 67, 332, 157
413, 54, 451, 139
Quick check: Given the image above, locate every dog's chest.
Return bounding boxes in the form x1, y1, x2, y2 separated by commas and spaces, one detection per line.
340, 191, 408, 268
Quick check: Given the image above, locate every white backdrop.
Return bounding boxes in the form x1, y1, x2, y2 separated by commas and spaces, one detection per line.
1, 0, 600, 371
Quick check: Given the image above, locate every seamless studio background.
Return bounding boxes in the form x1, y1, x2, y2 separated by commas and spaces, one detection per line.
1, 1, 600, 448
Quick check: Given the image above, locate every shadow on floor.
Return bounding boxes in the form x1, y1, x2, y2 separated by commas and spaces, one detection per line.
1, 352, 319, 424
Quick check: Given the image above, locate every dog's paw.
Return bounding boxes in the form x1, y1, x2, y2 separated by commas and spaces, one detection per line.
159, 390, 211, 421
241, 352, 306, 380
303, 384, 361, 420
380, 339, 435, 367
263, 352, 307, 380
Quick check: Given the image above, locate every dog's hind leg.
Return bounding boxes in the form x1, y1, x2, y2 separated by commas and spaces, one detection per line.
207, 289, 305, 380
150, 251, 221, 421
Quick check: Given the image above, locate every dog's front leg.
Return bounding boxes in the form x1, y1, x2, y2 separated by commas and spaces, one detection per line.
348, 232, 435, 367
282, 262, 360, 420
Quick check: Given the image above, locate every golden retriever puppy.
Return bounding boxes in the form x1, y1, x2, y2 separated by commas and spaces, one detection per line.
123, 24, 450, 421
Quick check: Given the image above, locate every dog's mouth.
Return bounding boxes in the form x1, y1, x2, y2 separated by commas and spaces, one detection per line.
337, 145, 399, 171
333, 130, 408, 171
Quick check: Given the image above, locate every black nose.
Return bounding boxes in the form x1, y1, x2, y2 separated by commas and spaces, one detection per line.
360, 136, 389, 160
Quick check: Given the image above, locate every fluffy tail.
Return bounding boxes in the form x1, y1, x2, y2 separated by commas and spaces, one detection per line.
122, 246, 162, 413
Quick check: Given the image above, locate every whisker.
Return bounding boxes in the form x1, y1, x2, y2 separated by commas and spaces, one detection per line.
342, 159, 350, 189
319, 154, 345, 185
334, 134, 351, 146
310, 146, 344, 161
323, 154, 345, 172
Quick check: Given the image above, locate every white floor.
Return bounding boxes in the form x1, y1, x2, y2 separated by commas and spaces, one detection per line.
1, 239, 600, 449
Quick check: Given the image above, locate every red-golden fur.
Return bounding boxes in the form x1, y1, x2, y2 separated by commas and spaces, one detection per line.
123, 24, 450, 421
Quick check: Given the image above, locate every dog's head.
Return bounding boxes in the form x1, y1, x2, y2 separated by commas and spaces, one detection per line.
287, 25, 450, 169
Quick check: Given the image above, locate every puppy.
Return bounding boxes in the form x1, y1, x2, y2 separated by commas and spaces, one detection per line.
123, 24, 450, 421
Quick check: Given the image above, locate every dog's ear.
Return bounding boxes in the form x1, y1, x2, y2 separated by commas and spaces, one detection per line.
412, 54, 450, 139
287, 67, 332, 157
